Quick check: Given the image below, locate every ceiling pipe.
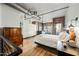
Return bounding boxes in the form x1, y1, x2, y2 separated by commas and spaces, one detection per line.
38, 6, 69, 16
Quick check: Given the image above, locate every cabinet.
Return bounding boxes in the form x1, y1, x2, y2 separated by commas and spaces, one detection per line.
3, 27, 23, 46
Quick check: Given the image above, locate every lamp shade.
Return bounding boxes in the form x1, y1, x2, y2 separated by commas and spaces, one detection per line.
69, 24, 74, 28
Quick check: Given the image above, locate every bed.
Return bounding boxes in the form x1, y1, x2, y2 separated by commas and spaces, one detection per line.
34, 34, 59, 48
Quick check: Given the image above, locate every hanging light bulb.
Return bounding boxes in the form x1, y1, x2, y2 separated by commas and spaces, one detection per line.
24, 14, 26, 20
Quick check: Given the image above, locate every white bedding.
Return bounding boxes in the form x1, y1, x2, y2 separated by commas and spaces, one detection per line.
34, 34, 59, 48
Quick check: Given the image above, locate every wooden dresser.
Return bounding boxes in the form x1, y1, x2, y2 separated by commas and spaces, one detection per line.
3, 27, 23, 46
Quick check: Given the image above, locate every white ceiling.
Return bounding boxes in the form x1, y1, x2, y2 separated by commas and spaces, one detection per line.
18, 3, 69, 15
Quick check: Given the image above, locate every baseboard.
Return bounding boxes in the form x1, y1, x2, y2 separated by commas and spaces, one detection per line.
23, 35, 38, 39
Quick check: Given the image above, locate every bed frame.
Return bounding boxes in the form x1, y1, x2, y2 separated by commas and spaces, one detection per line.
35, 42, 74, 56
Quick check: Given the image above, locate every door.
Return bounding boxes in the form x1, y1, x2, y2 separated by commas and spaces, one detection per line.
53, 16, 65, 35
56, 23, 62, 35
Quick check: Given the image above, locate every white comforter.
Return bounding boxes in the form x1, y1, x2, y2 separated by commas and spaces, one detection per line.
34, 34, 59, 48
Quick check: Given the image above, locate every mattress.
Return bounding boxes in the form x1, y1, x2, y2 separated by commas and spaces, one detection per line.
34, 34, 59, 48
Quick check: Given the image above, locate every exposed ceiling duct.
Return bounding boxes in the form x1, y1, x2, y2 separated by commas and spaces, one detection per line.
38, 6, 69, 16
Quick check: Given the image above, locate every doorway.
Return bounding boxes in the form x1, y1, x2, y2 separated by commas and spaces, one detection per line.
53, 16, 65, 35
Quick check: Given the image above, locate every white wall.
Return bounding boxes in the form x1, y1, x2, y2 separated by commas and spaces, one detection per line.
1, 4, 24, 27
0, 4, 38, 38
22, 18, 37, 38
65, 4, 79, 28
0, 4, 2, 27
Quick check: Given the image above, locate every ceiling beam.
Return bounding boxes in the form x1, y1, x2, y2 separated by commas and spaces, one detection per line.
4, 3, 41, 19
4, 3, 29, 15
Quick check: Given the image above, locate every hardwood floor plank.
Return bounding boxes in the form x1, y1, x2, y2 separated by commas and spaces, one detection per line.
23, 48, 36, 56
27, 47, 38, 56
28, 47, 40, 56
45, 51, 54, 56
35, 47, 43, 56
39, 49, 47, 56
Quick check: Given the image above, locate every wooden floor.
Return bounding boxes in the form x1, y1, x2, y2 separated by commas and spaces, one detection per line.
20, 36, 57, 56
